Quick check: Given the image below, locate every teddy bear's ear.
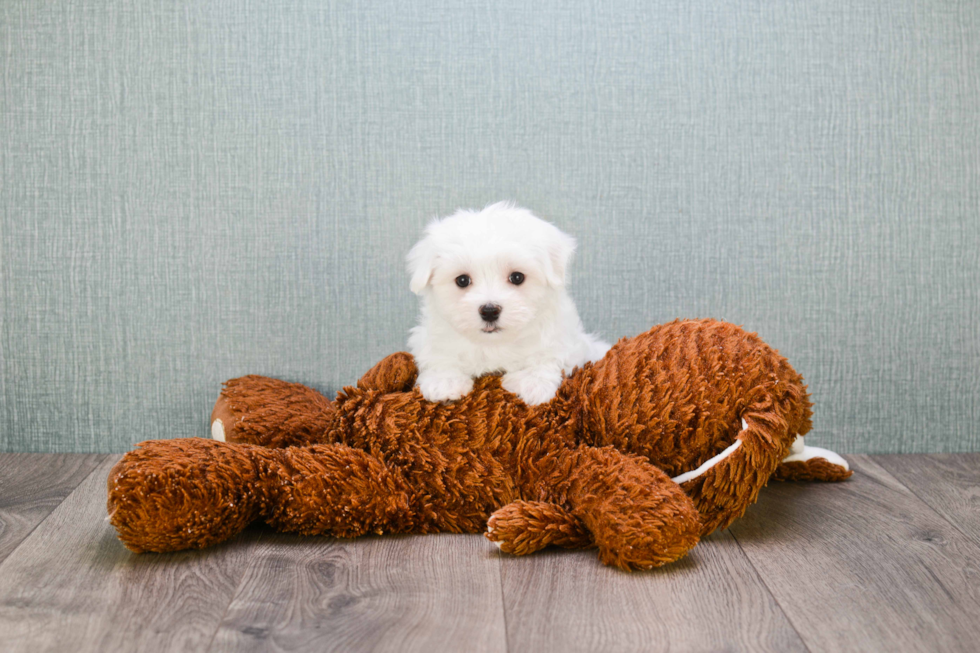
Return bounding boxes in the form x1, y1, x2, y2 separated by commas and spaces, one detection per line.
407, 231, 438, 295
544, 229, 577, 287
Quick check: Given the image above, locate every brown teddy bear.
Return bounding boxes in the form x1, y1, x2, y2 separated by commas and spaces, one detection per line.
107, 319, 850, 570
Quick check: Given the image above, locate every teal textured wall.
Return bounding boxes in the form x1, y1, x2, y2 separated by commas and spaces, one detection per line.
2, 1, 978, 452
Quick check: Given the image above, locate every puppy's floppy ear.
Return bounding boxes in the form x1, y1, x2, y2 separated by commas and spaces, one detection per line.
543, 229, 577, 287
407, 233, 438, 294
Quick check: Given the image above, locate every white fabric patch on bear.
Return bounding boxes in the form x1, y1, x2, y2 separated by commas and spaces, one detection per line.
781, 436, 850, 470
211, 419, 225, 442
671, 419, 749, 485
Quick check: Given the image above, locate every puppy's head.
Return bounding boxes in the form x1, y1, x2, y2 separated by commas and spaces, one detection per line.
407, 202, 576, 341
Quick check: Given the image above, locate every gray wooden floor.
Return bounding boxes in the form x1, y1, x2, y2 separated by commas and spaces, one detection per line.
0, 453, 978, 652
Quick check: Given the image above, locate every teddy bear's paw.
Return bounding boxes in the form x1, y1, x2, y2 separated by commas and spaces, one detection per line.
594, 509, 702, 571
501, 367, 562, 405
357, 352, 418, 393
588, 487, 702, 571
486, 501, 592, 556
417, 370, 474, 403
108, 439, 264, 553
774, 437, 852, 482
486, 506, 536, 555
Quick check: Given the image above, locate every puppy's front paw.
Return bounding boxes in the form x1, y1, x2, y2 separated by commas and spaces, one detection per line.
502, 368, 562, 405
417, 370, 474, 403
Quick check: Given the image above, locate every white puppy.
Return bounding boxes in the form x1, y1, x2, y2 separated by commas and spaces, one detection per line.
407, 202, 610, 405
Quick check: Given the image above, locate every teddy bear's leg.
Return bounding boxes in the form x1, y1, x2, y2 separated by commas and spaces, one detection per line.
108, 438, 416, 553
486, 501, 593, 555
356, 352, 418, 393
678, 412, 796, 536
260, 442, 415, 538
517, 445, 701, 570
210, 375, 339, 448
772, 436, 852, 481
108, 438, 273, 553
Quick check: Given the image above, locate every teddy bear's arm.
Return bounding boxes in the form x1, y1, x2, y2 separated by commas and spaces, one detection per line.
261, 442, 416, 538
211, 375, 339, 448
356, 352, 418, 394
109, 438, 273, 552
108, 438, 417, 553
209, 353, 419, 450
486, 500, 592, 555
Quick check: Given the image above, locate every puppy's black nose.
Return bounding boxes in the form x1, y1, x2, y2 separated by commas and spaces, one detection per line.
479, 303, 502, 323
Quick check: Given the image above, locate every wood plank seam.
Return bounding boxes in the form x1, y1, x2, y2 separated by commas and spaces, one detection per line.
498, 530, 809, 652
728, 527, 815, 653
201, 541, 258, 653
730, 454, 980, 652
873, 455, 980, 549
0, 455, 263, 652
0, 453, 109, 574
495, 552, 511, 653
861, 456, 980, 557
886, 478, 975, 546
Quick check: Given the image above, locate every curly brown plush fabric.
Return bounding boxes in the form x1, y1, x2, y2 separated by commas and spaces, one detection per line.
108, 319, 850, 570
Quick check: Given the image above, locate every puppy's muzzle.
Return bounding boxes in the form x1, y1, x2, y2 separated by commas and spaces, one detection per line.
479, 303, 502, 323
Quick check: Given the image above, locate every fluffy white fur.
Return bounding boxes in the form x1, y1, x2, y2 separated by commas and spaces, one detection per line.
407, 202, 610, 405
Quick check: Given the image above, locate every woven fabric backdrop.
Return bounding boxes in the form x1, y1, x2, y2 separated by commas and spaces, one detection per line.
2, 0, 978, 453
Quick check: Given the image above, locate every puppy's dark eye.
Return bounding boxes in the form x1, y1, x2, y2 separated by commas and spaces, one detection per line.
508, 272, 525, 285
455, 275, 471, 288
